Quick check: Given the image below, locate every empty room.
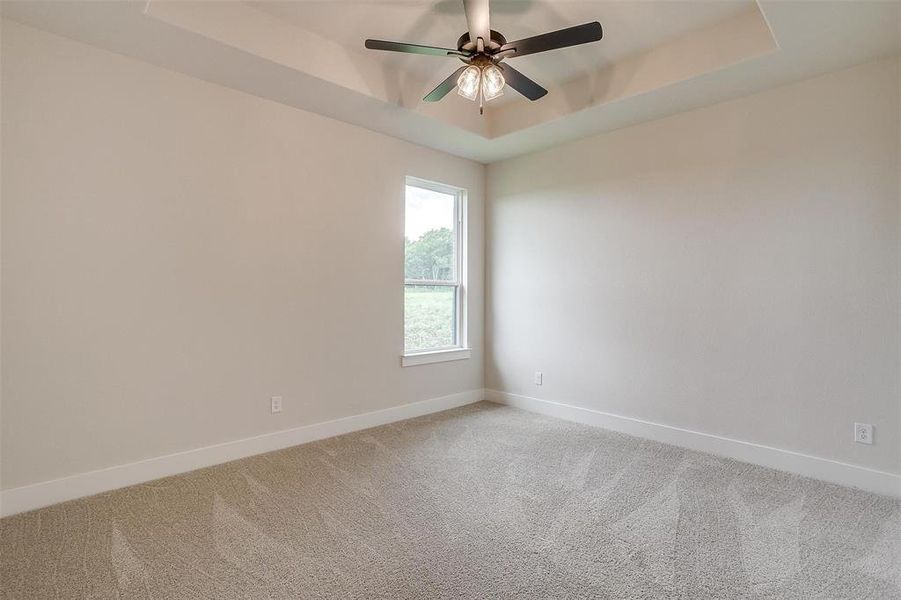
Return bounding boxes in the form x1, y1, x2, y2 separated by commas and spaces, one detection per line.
1, 0, 899, 598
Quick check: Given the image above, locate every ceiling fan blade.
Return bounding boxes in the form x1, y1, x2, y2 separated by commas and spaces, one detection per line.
365, 39, 465, 57
500, 22, 603, 58
463, 0, 491, 45
424, 66, 468, 102
499, 63, 547, 101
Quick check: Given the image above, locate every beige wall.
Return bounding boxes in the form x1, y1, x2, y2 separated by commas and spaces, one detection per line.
0, 21, 485, 490
487, 57, 901, 474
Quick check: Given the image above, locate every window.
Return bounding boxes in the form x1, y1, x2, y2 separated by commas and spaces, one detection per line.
402, 177, 469, 366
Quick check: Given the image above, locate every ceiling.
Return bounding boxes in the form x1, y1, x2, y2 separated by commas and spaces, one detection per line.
2, 1, 901, 163
255, 0, 754, 99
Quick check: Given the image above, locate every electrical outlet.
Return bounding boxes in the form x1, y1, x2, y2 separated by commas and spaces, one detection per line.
534, 371, 543, 386
854, 422, 873, 445
271, 396, 283, 414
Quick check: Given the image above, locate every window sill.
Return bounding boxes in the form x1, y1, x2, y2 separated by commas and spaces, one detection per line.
401, 348, 471, 367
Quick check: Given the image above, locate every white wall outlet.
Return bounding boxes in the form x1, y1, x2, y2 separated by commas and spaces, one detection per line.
854, 422, 873, 445
270, 396, 283, 414
534, 371, 543, 386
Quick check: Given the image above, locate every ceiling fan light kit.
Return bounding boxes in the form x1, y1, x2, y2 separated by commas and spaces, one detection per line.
457, 59, 505, 113
364, 0, 602, 114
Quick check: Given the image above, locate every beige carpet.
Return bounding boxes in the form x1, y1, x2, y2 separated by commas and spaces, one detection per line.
1, 401, 899, 599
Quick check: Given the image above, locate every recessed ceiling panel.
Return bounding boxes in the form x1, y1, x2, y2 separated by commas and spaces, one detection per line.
254, 0, 755, 90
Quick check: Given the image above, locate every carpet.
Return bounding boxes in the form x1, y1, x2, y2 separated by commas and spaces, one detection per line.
1, 401, 899, 599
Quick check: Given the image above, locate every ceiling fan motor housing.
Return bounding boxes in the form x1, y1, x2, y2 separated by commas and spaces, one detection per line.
456, 30, 506, 55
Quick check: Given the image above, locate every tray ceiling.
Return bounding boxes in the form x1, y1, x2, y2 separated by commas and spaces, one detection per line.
2, 1, 900, 163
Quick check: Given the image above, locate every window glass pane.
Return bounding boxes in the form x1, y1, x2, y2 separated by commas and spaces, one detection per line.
404, 285, 456, 352
405, 185, 456, 282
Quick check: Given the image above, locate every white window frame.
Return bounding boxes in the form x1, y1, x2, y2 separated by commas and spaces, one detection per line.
402, 176, 470, 367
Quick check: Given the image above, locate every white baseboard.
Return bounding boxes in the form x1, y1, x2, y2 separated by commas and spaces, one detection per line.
5, 388, 897, 517
486, 389, 901, 498
0, 389, 484, 517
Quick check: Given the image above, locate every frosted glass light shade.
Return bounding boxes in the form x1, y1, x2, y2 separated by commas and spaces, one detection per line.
481, 64, 505, 101
456, 65, 481, 101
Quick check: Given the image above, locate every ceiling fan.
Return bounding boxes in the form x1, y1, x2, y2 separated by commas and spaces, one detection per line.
365, 0, 603, 114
